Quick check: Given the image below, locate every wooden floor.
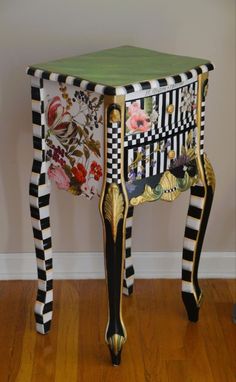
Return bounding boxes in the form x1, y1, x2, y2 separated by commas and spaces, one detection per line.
0, 280, 235, 382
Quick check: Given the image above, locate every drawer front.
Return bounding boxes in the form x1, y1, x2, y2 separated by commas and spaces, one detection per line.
124, 80, 197, 143
124, 81, 199, 201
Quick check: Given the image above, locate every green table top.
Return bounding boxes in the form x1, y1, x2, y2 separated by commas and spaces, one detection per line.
29, 46, 212, 87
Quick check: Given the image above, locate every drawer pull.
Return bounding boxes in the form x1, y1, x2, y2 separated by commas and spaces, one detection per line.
168, 150, 176, 160
166, 104, 175, 114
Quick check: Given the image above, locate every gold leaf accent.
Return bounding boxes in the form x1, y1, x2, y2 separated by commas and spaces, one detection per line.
109, 109, 121, 123
204, 153, 215, 192
159, 171, 181, 201
130, 184, 162, 206
104, 184, 124, 242
107, 334, 125, 355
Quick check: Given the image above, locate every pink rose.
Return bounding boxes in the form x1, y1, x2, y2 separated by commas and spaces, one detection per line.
128, 101, 141, 115
46, 97, 77, 144
126, 110, 151, 133
48, 165, 70, 190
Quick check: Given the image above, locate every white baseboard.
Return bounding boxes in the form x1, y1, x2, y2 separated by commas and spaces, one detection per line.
0, 252, 235, 280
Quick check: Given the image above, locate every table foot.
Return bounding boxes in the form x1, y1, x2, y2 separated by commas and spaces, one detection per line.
107, 334, 125, 366
182, 291, 200, 322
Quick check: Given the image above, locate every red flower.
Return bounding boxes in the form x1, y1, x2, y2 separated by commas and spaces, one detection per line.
72, 163, 87, 184
90, 161, 102, 181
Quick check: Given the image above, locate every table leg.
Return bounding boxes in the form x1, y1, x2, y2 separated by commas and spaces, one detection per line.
123, 206, 135, 296
100, 183, 128, 365
182, 153, 215, 322
29, 79, 53, 334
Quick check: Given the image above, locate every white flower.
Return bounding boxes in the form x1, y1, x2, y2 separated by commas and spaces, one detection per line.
149, 110, 159, 123
181, 88, 196, 113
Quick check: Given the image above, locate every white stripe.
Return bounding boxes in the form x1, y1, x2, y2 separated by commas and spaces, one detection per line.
95, 84, 105, 94
49, 73, 59, 81
182, 259, 193, 272
116, 86, 127, 95
31, 77, 41, 87
191, 195, 204, 209
183, 237, 195, 251
66, 76, 75, 85
182, 281, 194, 293
186, 215, 201, 230
80, 80, 89, 89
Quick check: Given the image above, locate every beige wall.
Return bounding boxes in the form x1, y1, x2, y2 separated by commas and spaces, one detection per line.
0, 0, 235, 253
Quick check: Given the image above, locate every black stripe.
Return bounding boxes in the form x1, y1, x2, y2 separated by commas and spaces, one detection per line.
140, 81, 151, 90
31, 87, 40, 101
32, 111, 41, 125
182, 269, 192, 282
73, 78, 82, 87
158, 78, 168, 87
173, 74, 182, 83
57, 74, 67, 83
185, 227, 198, 241
125, 266, 134, 278
33, 136, 43, 150
103, 86, 116, 95
194, 67, 202, 75
127, 206, 134, 219
124, 84, 135, 93
183, 249, 194, 261
42, 71, 51, 80
126, 248, 131, 258
185, 72, 193, 79
86, 82, 96, 91
191, 186, 205, 198
126, 226, 132, 238
161, 92, 166, 127
188, 205, 202, 220
27, 67, 35, 76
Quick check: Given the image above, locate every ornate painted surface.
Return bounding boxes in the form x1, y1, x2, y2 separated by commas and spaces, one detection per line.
44, 81, 104, 198
127, 129, 199, 205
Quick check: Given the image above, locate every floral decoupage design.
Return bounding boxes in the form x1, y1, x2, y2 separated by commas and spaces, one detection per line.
125, 97, 158, 135
44, 81, 104, 199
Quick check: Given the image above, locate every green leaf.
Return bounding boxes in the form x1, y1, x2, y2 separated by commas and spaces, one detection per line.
83, 146, 90, 160
84, 138, 101, 157
63, 164, 72, 178
84, 127, 89, 136
144, 97, 153, 115
68, 145, 76, 153
77, 125, 84, 138
73, 150, 83, 157
69, 156, 76, 167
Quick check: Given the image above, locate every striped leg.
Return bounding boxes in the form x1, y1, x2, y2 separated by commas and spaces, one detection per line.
182, 154, 215, 322
29, 78, 53, 334
123, 206, 135, 296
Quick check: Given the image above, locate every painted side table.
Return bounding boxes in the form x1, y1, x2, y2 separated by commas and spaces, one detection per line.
27, 46, 215, 365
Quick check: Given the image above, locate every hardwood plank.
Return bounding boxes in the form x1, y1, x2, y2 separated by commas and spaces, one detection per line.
0, 279, 235, 382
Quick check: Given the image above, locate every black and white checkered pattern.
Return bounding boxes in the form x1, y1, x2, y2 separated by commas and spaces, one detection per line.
106, 109, 122, 184
27, 63, 214, 96
123, 207, 135, 296
29, 77, 53, 335
199, 100, 206, 155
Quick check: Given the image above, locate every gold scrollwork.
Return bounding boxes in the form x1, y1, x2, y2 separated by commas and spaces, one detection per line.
204, 153, 215, 192
130, 184, 162, 206
104, 183, 124, 242
107, 334, 125, 356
